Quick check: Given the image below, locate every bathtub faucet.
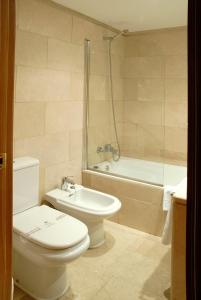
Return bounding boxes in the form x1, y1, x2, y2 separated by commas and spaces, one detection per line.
96, 146, 104, 153
97, 144, 117, 154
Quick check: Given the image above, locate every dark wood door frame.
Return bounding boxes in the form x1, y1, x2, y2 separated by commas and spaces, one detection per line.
187, 0, 201, 299
0, 0, 15, 299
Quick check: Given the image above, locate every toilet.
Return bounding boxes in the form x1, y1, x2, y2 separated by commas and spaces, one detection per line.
13, 157, 90, 300
44, 185, 121, 248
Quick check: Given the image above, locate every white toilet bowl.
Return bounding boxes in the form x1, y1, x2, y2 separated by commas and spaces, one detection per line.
44, 185, 121, 248
13, 205, 89, 300
13, 157, 90, 300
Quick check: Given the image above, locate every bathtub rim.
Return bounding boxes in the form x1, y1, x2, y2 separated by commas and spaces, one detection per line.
83, 168, 164, 188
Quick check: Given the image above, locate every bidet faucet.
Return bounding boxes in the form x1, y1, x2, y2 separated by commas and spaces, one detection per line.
61, 176, 75, 191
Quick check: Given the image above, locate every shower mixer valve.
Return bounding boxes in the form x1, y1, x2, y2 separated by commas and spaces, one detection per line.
96, 144, 117, 154
96, 146, 104, 153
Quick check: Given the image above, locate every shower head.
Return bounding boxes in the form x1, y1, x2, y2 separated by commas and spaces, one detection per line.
103, 29, 129, 41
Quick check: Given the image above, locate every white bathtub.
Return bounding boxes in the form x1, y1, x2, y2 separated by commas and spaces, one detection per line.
90, 157, 187, 186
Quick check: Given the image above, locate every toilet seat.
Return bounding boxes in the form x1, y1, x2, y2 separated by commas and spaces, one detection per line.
13, 205, 88, 250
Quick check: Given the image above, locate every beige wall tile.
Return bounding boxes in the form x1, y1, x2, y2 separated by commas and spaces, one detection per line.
162, 150, 187, 164
124, 57, 164, 78
165, 55, 187, 78
165, 127, 187, 154
114, 101, 124, 122
125, 28, 187, 57
91, 39, 108, 54
119, 197, 165, 236
69, 129, 83, 161
121, 122, 138, 139
157, 28, 187, 56
137, 125, 164, 158
45, 101, 83, 134
15, 29, 47, 67
15, 66, 71, 102
47, 38, 73, 71
14, 134, 69, 168
89, 101, 111, 126
123, 79, 138, 101
121, 123, 140, 156
48, 38, 84, 73
124, 78, 164, 102
72, 16, 105, 45
165, 102, 187, 128
165, 78, 187, 102
111, 55, 124, 78
18, 0, 72, 41
122, 28, 187, 164
113, 78, 124, 100
137, 79, 164, 102
124, 101, 163, 126
71, 44, 84, 73
45, 102, 68, 134
89, 75, 107, 101
90, 52, 109, 76
14, 102, 45, 139
14, 136, 45, 165
42, 133, 70, 167
71, 72, 84, 101
111, 36, 125, 57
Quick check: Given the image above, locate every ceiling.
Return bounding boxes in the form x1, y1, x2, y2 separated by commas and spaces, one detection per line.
52, 0, 188, 32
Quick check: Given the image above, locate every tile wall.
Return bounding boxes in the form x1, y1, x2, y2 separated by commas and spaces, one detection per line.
122, 28, 187, 165
14, 0, 187, 205
14, 0, 119, 198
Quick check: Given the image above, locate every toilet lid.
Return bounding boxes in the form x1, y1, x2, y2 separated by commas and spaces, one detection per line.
13, 205, 88, 250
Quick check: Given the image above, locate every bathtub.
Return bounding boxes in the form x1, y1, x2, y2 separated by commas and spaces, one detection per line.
89, 157, 187, 186
82, 157, 187, 236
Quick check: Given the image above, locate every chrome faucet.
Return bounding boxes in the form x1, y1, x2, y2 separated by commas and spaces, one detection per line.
97, 144, 117, 154
96, 146, 104, 153
61, 176, 75, 191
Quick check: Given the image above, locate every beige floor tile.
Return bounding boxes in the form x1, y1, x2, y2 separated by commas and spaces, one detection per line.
13, 221, 170, 300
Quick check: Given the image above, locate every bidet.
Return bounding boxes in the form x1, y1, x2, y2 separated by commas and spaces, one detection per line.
44, 185, 121, 248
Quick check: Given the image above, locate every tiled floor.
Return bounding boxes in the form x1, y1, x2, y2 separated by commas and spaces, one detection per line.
13, 221, 171, 300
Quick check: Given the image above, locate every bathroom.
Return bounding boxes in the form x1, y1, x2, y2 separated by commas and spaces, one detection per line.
1, 0, 188, 299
